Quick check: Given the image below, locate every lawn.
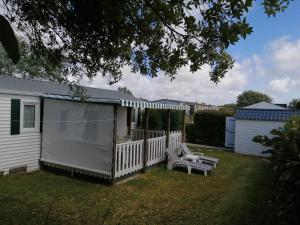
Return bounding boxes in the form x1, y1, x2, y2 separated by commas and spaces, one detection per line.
0, 147, 275, 225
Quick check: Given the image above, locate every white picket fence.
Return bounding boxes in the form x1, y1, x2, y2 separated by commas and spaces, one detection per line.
115, 131, 182, 179
115, 140, 144, 178
131, 129, 165, 141
169, 131, 182, 153
146, 136, 166, 166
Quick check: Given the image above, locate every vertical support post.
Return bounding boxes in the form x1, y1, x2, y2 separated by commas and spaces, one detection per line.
111, 105, 118, 182
166, 109, 171, 149
39, 97, 44, 170
127, 107, 132, 136
182, 110, 186, 143
142, 108, 149, 173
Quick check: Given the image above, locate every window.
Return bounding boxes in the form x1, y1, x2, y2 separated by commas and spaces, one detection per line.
20, 101, 40, 133
23, 105, 36, 128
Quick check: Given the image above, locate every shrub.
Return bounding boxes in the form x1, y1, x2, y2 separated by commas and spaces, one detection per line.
185, 123, 195, 143
147, 109, 183, 131
186, 110, 233, 146
253, 116, 300, 225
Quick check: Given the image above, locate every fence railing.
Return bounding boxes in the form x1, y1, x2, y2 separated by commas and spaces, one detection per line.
146, 136, 166, 167
115, 131, 182, 179
131, 129, 165, 141
115, 140, 144, 178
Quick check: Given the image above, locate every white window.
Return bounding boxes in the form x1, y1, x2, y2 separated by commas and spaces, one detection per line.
21, 102, 40, 133
23, 105, 35, 128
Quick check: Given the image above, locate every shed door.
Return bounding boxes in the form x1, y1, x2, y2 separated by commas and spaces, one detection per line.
225, 117, 235, 148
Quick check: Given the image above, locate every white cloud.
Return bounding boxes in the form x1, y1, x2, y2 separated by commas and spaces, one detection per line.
82, 62, 248, 105
81, 35, 300, 105
267, 77, 290, 94
269, 37, 300, 74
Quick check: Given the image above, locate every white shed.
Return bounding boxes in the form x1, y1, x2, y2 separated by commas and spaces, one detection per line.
234, 102, 300, 156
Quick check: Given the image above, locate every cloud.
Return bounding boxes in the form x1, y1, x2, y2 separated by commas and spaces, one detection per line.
81, 62, 249, 105
82, 35, 300, 105
267, 77, 290, 94
269, 37, 300, 74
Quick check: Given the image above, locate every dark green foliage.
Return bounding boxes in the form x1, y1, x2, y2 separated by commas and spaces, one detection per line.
237, 90, 272, 108
253, 116, 300, 225
10, 99, 20, 135
118, 86, 133, 95
0, 0, 291, 85
185, 123, 195, 142
288, 98, 300, 109
0, 42, 66, 82
147, 109, 182, 131
187, 110, 233, 146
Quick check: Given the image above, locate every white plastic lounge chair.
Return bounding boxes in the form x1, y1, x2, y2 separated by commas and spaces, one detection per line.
180, 143, 219, 168
166, 148, 213, 176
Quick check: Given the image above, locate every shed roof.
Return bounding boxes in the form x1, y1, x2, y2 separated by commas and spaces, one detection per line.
235, 108, 300, 122
0, 76, 188, 110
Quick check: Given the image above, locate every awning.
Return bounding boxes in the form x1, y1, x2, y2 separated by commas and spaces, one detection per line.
121, 99, 189, 110
43, 94, 189, 110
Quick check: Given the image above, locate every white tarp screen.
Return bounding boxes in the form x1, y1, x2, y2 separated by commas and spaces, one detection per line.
41, 99, 114, 177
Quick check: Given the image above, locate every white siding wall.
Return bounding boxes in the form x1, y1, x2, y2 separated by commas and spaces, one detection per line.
0, 94, 41, 175
234, 120, 284, 156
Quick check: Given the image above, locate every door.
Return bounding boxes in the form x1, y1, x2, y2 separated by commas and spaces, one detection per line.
225, 117, 235, 148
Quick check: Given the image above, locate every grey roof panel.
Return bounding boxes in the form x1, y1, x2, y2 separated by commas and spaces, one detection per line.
0, 76, 140, 102
235, 108, 300, 122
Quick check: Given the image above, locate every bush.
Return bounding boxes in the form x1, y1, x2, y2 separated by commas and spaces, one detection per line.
186, 110, 233, 146
147, 109, 183, 131
253, 116, 300, 225
185, 123, 195, 142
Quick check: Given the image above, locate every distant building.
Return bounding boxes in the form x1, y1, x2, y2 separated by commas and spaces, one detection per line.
153, 99, 220, 122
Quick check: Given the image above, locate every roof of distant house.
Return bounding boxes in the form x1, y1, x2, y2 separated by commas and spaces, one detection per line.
235, 108, 300, 122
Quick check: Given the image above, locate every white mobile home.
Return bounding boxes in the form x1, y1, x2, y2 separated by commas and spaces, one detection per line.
232, 102, 300, 156
0, 76, 187, 180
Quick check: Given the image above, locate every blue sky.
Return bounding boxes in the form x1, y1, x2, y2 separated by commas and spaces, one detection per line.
229, 1, 300, 58
87, 1, 300, 105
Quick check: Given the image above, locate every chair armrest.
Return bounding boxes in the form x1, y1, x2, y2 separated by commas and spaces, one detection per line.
193, 152, 204, 156
168, 160, 188, 166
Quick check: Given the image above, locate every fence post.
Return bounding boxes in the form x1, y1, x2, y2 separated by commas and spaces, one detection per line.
142, 108, 149, 173
182, 110, 186, 143
166, 109, 171, 149
111, 105, 118, 182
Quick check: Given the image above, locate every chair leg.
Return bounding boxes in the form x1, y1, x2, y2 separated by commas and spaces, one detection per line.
167, 163, 173, 170
187, 166, 191, 174
204, 170, 207, 176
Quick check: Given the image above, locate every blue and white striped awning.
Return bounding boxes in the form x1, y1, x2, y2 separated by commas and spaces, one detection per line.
121, 99, 189, 110
43, 94, 189, 110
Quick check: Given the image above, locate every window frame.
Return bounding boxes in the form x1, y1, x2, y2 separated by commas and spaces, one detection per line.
20, 101, 40, 133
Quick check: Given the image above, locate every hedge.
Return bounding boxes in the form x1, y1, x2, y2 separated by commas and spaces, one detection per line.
146, 109, 183, 131
186, 110, 234, 147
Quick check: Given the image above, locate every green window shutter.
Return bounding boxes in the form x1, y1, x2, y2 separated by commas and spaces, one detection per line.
11, 99, 20, 135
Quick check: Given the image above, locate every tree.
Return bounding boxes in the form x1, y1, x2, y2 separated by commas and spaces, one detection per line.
0, 41, 66, 82
222, 103, 237, 111
118, 86, 133, 95
0, 0, 292, 85
237, 90, 272, 108
289, 99, 300, 109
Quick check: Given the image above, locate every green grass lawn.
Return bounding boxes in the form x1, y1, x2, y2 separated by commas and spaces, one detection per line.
0, 147, 275, 225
